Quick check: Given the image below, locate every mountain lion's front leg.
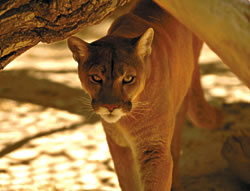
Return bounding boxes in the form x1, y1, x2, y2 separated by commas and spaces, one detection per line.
132, 121, 175, 191
136, 140, 173, 191
171, 96, 189, 191
106, 124, 174, 191
106, 135, 141, 191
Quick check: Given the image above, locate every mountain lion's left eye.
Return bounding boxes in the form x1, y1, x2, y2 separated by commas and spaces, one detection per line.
123, 76, 135, 84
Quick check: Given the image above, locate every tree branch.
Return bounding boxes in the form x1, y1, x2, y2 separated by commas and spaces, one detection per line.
0, 0, 129, 70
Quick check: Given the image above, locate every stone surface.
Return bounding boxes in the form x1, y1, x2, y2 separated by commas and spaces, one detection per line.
0, 12, 250, 191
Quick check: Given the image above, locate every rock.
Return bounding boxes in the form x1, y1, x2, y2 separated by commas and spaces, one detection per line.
221, 130, 250, 184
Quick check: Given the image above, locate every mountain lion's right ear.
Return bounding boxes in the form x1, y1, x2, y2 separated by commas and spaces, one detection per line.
136, 28, 154, 60
67, 36, 89, 63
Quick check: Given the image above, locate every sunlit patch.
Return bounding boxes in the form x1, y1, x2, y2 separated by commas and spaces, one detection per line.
8, 149, 38, 160
81, 174, 99, 189
201, 74, 250, 103
210, 87, 227, 97
232, 88, 250, 102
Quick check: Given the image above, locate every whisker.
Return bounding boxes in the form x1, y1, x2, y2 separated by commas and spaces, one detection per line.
132, 105, 151, 111
79, 108, 94, 114
131, 111, 147, 116
76, 96, 97, 118
79, 104, 92, 109
78, 96, 92, 103
133, 106, 150, 110
80, 103, 93, 109
79, 95, 91, 100
86, 111, 96, 121
132, 101, 150, 108
127, 113, 136, 121
80, 108, 94, 112
133, 100, 150, 104
133, 103, 149, 106
79, 100, 92, 105
132, 106, 151, 110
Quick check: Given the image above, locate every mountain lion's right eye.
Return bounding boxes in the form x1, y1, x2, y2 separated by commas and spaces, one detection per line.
90, 75, 102, 83
123, 76, 135, 84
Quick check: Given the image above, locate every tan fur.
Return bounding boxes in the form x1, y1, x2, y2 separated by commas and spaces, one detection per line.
68, 0, 223, 190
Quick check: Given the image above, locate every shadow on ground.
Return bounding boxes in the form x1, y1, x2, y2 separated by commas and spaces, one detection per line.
0, 69, 99, 123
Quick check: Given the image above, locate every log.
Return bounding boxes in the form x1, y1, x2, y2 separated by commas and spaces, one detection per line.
0, 0, 129, 70
154, 0, 250, 88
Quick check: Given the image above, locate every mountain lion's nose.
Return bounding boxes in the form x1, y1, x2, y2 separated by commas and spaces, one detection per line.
103, 104, 120, 112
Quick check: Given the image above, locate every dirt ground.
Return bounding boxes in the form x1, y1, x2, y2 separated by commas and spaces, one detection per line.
0, 10, 250, 191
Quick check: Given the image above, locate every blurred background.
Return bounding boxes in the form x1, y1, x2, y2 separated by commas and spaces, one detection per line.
0, 4, 250, 191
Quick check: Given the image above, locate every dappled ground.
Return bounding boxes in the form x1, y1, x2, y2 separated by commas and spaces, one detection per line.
1, 12, 250, 191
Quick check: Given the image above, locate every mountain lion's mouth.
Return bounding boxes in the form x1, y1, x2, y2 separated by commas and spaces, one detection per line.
101, 114, 123, 123
96, 107, 126, 123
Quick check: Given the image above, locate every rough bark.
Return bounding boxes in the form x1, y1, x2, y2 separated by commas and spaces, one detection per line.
0, 0, 129, 70
154, 0, 250, 88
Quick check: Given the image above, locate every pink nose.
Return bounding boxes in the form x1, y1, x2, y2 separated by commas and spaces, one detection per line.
103, 104, 120, 112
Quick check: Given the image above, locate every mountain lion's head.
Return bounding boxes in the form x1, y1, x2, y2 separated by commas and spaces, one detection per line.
68, 28, 154, 123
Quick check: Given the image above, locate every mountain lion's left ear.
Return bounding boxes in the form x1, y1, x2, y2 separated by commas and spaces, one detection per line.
136, 28, 154, 60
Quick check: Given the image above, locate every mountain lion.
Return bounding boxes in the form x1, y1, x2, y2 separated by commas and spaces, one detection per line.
67, 0, 223, 190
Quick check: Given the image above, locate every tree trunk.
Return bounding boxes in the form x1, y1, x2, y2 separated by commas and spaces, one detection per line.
154, 0, 250, 88
0, 0, 129, 70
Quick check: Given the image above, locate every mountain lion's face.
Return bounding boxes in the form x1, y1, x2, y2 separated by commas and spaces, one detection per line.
68, 28, 154, 123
